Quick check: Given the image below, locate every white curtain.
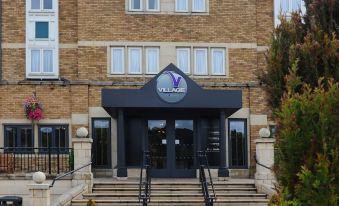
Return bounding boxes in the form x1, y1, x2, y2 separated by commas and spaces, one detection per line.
177, 49, 189, 73
195, 49, 207, 75
129, 48, 141, 73
43, 0, 53, 9
212, 50, 224, 74
291, 0, 301, 10
193, 0, 205, 11
148, 0, 158, 10
147, 48, 159, 73
281, 0, 289, 13
43, 50, 53, 72
132, 0, 141, 9
176, 0, 188, 11
112, 48, 124, 73
31, 0, 40, 9
31, 50, 40, 72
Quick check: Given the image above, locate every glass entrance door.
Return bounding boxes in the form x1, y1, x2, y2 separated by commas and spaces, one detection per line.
147, 119, 195, 178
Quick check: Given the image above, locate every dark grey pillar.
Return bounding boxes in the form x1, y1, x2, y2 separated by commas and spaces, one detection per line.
218, 110, 229, 177
117, 108, 127, 177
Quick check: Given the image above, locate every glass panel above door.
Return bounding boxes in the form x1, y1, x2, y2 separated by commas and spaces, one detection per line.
148, 120, 167, 169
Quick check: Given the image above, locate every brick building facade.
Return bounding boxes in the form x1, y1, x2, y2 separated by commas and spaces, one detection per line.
0, 0, 287, 178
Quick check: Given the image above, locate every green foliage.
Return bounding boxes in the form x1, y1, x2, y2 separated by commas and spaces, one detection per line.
274, 77, 339, 205
259, 0, 339, 109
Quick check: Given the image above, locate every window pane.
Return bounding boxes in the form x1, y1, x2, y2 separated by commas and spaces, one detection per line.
32, 0, 40, 9
176, 0, 188, 11
35, 22, 49, 38
43, 0, 53, 9
146, 48, 159, 73
5, 127, 16, 148
54, 126, 67, 148
194, 49, 207, 75
212, 49, 225, 74
229, 120, 247, 167
20, 128, 33, 148
31, 50, 41, 72
291, 0, 301, 11
148, 0, 158, 10
131, 0, 141, 10
43, 50, 53, 72
112, 48, 124, 73
193, 0, 205, 11
129, 48, 141, 73
93, 120, 110, 167
177, 49, 190, 73
40, 127, 52, 148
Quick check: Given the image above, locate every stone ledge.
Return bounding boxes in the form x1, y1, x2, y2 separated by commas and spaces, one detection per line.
52, 184, 87, 206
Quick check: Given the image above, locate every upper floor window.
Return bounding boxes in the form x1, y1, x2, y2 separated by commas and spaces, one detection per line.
275, 0, 306, 26
175, 0, 188, 12
26, 0, 58, 79
31, 0, 53, 10
130, 0, 143, 11
192, 0, 206, 12
177, 48, 190, 74
147, 0, 160, 11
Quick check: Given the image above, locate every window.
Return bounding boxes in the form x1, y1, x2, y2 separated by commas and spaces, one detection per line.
111, 47, 125, 74
146, 47, 159, 74
128, 47, 142, 74
30, 49, 54, 73
228, 119, 247, 168
211, 48, 225, 75
147, 0, 159, 11
39, 125, 68, 153
26, 0, 58, 79
31, 0, 53, 10
35, 22, 49, 38
175, 0, 188, 12
130, 0, 142, 11
275, 0, 305, 26
4, 125, 33, 152
192, 0, 206, 12
92, 119, 111, 168
194, 48, 208, 75
177, 48, 190, 74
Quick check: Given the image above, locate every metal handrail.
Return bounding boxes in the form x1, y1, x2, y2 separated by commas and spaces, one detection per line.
50, 162, 92, 188
198, 150, 216, 206
138, 151, 152, 206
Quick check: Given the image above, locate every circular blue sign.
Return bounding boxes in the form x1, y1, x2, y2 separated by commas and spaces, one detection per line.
156, 71, 188, 103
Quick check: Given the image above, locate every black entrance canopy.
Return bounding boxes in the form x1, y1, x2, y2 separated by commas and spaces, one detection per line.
102, 64, 242, 114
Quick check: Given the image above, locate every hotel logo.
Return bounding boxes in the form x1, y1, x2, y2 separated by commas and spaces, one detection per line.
156, 71, 188, 103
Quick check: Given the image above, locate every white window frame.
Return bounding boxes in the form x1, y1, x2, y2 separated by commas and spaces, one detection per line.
28, 48, 56, 75
193, 48, 208, 75
30, 0, 54, 12
175, 0, 189, 12
129, 0, 143, 11
128, 47, 143, 74
111, 47, 125, 74
176, 48, 191, 74
192, 0, 206, 13
274, 0, 306, 26
211, 48, 226, 75
145, 47, 160, 74
146, 0, 160, 11
26, 0, 59, 79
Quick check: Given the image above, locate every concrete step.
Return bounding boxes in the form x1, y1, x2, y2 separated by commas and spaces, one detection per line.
93, 187, 257, 193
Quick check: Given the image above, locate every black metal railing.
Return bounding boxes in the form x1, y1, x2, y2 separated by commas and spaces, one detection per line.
138, 151, 152, 206
50, 162, 92, 188
0, 147, 74, 175
198, 150, 216, 206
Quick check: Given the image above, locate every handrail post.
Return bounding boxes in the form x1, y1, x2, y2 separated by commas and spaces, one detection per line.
48, 146, 52, 175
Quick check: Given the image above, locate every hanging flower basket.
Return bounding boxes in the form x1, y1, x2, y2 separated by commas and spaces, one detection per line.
24, 94, 44, 121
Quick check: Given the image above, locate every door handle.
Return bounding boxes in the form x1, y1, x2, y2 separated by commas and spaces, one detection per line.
162, 139, 167, 145
175, 139, 180, 145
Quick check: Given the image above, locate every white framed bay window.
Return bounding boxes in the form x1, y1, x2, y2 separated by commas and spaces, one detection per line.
194, 48, 208, 75
146, 47, 160, 74
211, 48, 225, 75
176, 48, 190, 74
26, 0, 58, 79
128, 47, 142, 74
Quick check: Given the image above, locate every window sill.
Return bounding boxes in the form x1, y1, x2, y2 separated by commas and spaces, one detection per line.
126, 11, 209, 15
26, 74, 59, 80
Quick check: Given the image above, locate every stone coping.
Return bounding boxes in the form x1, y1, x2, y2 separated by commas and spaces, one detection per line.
0, 173, 73, 180
254, 138, 275, 143
72, 138, 93, 143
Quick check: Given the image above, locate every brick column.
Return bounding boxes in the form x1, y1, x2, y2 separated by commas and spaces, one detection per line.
254, 138, 276, 196
72, 138, 93, 191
